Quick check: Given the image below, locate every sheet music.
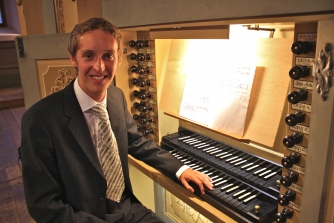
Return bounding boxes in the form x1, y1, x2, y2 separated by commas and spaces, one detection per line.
179, 40, 256, 136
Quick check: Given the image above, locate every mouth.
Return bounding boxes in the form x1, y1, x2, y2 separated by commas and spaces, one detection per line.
91, 75, 107, 80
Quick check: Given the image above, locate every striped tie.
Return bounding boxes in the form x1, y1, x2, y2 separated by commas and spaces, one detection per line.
90, 104, 125, 202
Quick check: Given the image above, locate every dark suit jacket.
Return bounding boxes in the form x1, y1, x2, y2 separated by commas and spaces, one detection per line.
21, 80, 183, 222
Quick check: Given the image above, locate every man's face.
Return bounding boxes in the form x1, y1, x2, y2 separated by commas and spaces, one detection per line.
70, 29, 121, 102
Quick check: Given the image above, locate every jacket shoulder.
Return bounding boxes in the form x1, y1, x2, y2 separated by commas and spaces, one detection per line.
24, 83, 73, 118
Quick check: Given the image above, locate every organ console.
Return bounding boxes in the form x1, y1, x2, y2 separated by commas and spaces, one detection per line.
119, 19, 334, 223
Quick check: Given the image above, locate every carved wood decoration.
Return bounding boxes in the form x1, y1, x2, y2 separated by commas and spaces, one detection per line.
54, 0, 65, 33
36, 59, 76, 98
50, 68, 75, 94
313, 43, 333, 101
41, 66, 76, 98
165, 191, 213, 223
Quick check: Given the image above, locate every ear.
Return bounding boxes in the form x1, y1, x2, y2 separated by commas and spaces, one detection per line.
69, 54, 77, 67
117, 53, 122, 67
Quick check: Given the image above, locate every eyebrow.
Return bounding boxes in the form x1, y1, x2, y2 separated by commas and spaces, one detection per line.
80, 49, 94, 55
80, 49, 116, 56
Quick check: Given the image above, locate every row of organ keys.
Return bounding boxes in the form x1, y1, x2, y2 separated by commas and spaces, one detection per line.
161, 129, 279, 223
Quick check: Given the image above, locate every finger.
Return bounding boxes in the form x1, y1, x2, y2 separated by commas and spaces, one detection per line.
180, 179, 195, 193
191, 177, 206, 194
205, 174, 212, 182
198, 181, 205, 194
203, 177, 214, 190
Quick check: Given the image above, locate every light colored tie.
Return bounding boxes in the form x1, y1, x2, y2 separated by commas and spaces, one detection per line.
90, 103, 125, 202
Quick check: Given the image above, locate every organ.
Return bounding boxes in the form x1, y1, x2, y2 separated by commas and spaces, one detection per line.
119, 19, 334, 223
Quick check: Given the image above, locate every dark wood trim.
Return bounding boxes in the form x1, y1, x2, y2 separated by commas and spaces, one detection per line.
150, 25, 229, 32
119, 10, 334, 30
0, 99, 25, 110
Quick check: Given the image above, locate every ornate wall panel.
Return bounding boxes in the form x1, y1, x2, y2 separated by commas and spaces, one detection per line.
165, 191, 212, 223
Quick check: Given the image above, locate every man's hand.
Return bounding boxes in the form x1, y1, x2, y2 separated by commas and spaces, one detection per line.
179, 168, 213, 194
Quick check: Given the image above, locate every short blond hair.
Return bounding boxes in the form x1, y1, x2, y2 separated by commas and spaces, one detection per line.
68, 18, 122, 59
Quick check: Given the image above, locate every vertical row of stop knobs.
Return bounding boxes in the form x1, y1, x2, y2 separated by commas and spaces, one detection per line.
128, 39, 156, 137
275, 40, 313, 222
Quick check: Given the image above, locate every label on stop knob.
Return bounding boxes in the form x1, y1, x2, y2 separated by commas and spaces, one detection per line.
289, 124, 310, 135
297, 33, 317, 42
291, 103, 312, 113
295, 56, 316, 66
288, 145, 308, 155
288, 201, 302, 212
293, 80, 313, 90
290, 165, 306, 175
289, 183, 303, 194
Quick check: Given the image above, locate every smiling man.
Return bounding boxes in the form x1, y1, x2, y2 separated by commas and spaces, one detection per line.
21, 18, 213, 223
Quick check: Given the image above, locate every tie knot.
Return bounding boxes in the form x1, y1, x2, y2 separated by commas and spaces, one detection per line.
90, 104, 107, 120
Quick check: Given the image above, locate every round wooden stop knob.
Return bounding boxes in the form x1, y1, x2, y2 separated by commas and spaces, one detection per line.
287, 89, 308, 104
280, 171, 298, 187
289, 65, 310, 80
282, 152, 301, 168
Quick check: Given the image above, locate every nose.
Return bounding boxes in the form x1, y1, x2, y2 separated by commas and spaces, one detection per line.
93, 57, 105, 73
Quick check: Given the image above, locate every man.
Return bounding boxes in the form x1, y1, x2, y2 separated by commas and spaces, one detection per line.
21, 18, 213, 223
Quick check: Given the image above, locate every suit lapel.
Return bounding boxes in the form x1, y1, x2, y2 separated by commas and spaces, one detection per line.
106, 87, 127, 160
62, 82, 104, 177
106, 93, 121, 140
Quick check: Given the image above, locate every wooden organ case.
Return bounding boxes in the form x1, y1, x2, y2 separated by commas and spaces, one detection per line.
118, 19, 334, 223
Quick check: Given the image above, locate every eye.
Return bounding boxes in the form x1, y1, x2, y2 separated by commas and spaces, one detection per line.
84, 53, 93, 59
104, 53, 114, 60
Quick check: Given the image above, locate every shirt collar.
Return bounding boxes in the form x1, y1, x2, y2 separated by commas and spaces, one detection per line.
74, 78, 107, 112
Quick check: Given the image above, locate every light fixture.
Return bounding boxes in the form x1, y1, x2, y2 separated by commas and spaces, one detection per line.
243, 25, 275, 38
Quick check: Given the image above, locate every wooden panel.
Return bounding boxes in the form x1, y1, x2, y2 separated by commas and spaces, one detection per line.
35, 59, 75, 98
16, 33, 70, 109
150, 27, 229, 39
300, 19, 334, 223
102, 0, 334, 28
21, 0, 45, 35
77, 0, 102, 23
165, 191, 216, 223
160, 38, 292, 147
